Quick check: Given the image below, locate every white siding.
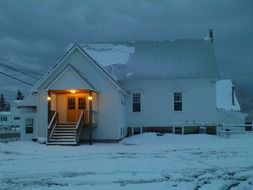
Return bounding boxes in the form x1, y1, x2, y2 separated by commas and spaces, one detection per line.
121, 79, 217, 127
36, 49, 126, 140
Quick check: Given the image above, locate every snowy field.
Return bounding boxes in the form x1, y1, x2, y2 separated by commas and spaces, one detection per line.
1, 133, 253, 190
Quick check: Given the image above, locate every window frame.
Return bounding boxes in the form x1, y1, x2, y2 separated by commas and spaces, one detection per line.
25, 118, 34, 134
0, 116, 7, 122
132, 93, 141, 112
68, 97, 76, 110
173, 92, 183, 112
14, 117, 20, 120
78, 97, 86, 110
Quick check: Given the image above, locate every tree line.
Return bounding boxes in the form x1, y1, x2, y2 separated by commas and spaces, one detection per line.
0, 90, 24, 111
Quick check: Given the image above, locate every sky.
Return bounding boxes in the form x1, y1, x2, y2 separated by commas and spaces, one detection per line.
0, 0, 252, 101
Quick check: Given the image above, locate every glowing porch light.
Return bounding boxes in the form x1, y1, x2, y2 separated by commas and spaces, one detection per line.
70, 89, 76, 94
88, 96, 92, 101
47, 96, 51, 101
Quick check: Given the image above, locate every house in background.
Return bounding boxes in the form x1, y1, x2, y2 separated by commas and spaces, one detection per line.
0, 100, 21, 133
0, 111, 12, 129
18, 31, 246, 145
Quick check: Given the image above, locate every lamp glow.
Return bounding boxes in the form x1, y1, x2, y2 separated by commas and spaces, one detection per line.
88, 96, 92, 101
47, 96, 51, 101
70, 90, 76, 94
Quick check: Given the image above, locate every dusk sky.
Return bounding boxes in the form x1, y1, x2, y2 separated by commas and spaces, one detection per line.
0, 0, 252, 100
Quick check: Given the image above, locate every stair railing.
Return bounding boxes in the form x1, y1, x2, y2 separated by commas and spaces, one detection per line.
47, 111, 58, 142
75, 111, 84, 144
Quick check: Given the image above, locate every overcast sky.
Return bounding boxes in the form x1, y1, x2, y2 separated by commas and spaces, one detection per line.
0, 0, 252, 100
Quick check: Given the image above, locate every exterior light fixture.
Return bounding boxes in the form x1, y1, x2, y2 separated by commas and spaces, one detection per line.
88, 96, 92, 101
70, 90, 76, 94
47, 96, 51, 101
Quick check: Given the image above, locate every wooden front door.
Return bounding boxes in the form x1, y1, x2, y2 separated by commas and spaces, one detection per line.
67, 96, 86, 122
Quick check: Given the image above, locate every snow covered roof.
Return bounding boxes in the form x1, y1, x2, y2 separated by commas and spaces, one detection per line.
80, 39, 219, 80
0, 111, 11, 115
18, 94, 37, 107
32, 45, 127, 95
216, 80, 241, 111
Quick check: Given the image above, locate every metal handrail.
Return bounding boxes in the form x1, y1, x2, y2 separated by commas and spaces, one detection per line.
75, 111, 84, 144
47, 111, 58, 141
48, 111, 58, 129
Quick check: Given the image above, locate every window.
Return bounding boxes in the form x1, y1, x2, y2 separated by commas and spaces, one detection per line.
25, 118, 33, 134
174, 92, 182, 111
68, 97, 76, 110
78, 97, 86, 110
132, 93, 141, 112
0, 116, 7, 122
14, 117, 20, 120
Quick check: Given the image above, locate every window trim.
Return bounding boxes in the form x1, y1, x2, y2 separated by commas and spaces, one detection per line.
0, 116, 8, 122
25, 118, 34, 134
78, 97, 86, 110
132, 93, 141, 113
67, 97, 76, 110
173, 92, 183, 112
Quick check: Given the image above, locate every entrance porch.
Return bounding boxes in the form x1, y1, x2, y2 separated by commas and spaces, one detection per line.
47, 89, 98, 145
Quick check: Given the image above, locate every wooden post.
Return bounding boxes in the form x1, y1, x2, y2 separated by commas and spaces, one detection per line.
140, 127, 143, 134
47, 91, 51, 125
88, 91, 93, 145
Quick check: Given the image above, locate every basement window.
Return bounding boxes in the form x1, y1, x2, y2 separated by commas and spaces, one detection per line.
174, 92, 183, 111
132, 93, 141, 112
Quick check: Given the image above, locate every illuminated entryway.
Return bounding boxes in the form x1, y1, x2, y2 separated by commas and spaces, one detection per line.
47, 89, 98, 145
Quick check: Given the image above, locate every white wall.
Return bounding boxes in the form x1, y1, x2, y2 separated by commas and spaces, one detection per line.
11, 100, 22, 127
0, 113, 12, 127
120, 78, 217, 127
116, 93, 127, 139
36, 49, 126, 140
37, 91, 49, 138
20, 108, 37, 140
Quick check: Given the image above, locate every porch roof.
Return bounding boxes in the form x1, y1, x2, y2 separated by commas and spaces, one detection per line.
18, 94, 37, 108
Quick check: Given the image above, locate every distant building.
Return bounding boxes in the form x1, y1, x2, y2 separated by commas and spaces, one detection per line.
0, 111, 12, 128
0, 100, 21, 131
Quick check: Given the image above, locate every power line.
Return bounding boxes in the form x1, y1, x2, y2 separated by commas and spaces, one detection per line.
0, 71, 33, 86
0, 62, 41, 80
0, 57, 43, 77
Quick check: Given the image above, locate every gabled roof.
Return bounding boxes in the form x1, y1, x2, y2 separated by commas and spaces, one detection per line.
32, 45, 128, 95
18, 94, 37, 108
80, 39, 219, 80
45, 64, 96, 91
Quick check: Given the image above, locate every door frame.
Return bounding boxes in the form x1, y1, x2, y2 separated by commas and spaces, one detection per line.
66, 95, 87, 123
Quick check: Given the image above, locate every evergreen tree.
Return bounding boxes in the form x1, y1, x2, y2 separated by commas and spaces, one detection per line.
16, 90, 24, 100
0, 94, 6, 111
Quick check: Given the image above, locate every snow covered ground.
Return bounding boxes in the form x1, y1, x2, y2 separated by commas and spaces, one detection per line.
1, 133, 253, 190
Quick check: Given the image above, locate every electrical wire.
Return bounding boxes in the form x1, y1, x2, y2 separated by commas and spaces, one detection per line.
0, 71, 33, 86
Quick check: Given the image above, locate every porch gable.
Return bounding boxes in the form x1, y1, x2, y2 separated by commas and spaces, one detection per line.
46, 65, 95, 91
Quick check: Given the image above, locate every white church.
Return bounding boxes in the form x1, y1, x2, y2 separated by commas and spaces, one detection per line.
18, 32, 247, 145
